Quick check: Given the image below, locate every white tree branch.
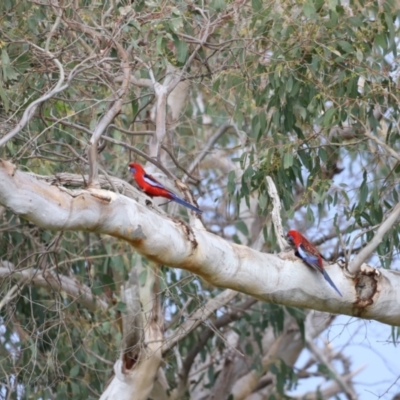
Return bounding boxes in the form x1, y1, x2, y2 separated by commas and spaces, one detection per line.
364, 130, 400, 163
162, 288, 238, 353
0, 261, 108, 312
0, 47, 96, 148
293, 367, 363, 400
0, 49, 65, 147
1, 160, 400, 326
100, 321, 163, 400
266, 176, 287, 251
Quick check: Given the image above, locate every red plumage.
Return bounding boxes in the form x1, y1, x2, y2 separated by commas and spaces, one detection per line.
128, 162, 202, 214
286, 229, 342, 296
287, 230, 323, 270
129, 162, 173, 199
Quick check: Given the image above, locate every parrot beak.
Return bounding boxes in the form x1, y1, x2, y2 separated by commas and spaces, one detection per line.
129, 167, 136, 174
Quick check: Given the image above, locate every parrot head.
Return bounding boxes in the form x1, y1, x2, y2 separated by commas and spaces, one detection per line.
128, 162, 143, 175
286, 230, 296, 247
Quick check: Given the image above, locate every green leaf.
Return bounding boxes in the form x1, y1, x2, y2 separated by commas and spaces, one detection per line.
270, 363, 279, 374
314, 0, 324, 12
1, 50, 19, 81
319, 147, 328, 163
251, 115, 261, 139
175, 39, 188, 64
252, 0, 262, 11
170, 11, 183, 31
259, 193, 268, 209
391, 326, 399, 346
283, 152, 294, 169
211, 0, 226, 12
236, 220, 249, 236
323, 107, 335, 126
310, 55, 319, 73
384, 13, 395, 47
156, 35, 165, 55
70, 365, 80, 378
286, 307, 305, 342
328, 0, 338, 10
70, 382, 81, 397
227, 170, 236, 194
116, 301, 127, 312
139, 269, 147, 285
0, 0, 12, 11
131, 99, 139, 118
307, 206, 315, 223
303, 1, 315, 18
337, 40, 354, 53
348, 16, 362, 27
325, 10, 338, 28
375, 33, 387, 50
0, 82, 9, 112
359, 177, 368, 210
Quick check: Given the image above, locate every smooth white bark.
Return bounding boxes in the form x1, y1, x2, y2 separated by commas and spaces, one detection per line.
1, 160, 400, 326
100, 322, 163, 400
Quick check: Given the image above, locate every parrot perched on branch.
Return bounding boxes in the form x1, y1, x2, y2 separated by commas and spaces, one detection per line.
286, 230, 342, 297
128, 162, 202, 214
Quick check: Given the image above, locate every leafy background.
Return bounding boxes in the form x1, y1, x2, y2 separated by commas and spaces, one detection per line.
1, 0, 400, 398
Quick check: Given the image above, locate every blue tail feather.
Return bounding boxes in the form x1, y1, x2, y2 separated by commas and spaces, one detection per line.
171, 193, 202, 214
322, 269, 342, 297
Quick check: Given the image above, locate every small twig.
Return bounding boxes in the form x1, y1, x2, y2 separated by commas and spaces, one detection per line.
306, 336, 358, 399
0, 49, 64, 147
45, 3, 62, 53
107, 124, 154, 136
171, 296, 256, 399
184, 122, 235, 182
0, 264, 108, 312
164, 298, 193, 331
364, 130, 400, 163
84, 343, 114, 366
162, 289, 238, 353
293, 366, 364, 400
115, 73, 153, 88
100, 135, 176, 180
0, 51, 96, 148
161, 145, 200, 182
346, 224, 379, 266
98, 164, 119, 194
44, 118, 167, 180
0, 284, 21, 312
349, 202, 400, 274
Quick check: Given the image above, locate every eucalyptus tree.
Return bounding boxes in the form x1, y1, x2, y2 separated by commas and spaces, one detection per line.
0, 0, 399, 398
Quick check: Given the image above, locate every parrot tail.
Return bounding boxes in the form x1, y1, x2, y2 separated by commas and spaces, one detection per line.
322, 269, 342, 297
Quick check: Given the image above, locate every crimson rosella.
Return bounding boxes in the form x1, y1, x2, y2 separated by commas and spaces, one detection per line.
286, 230, 342, 296
129, 162, 202, 214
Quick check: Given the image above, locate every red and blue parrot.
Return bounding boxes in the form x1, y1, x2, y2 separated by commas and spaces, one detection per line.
286, 230, 342, 297
129, 162, 202, 214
